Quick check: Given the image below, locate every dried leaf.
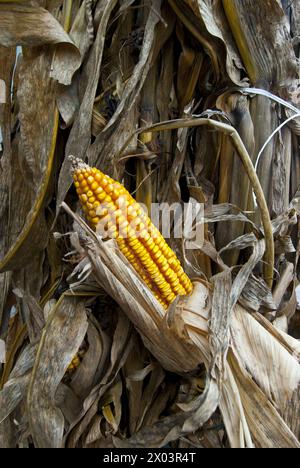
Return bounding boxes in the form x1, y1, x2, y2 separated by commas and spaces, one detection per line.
56, 0, 118, 213
0, 3, 80, 85
114, 378, 219, 448
0, 344, 37, 425
0, 48, 58, 272
27, 295, 88, 448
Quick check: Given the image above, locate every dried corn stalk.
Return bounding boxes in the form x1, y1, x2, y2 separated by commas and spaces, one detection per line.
60, 205, 300, 448
1, 0, 300, 450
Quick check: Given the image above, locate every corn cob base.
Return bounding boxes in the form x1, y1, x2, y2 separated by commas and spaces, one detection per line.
69, 156, 193, 309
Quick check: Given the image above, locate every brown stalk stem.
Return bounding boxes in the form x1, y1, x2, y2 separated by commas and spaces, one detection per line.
63, 0, 73, 33
117, 118, 274, 288
167, 0, 220, 82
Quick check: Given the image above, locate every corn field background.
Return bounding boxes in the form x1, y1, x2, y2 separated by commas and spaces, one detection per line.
1, 0, 300, 449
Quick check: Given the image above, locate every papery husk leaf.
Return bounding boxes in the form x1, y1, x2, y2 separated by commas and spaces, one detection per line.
87, 0, 164, 173
222, 0, 298, 89
114, 377, 219, 448
56, 0, 118, 213
65, 310, 133, 448
0, 3, 80, 85
2, 0, 300, 450
227, 350, 300, 448
199, 0, 247, 85
0, 417, 16, 448
66, 209, 300, 447
182, 0, 247, 85
69, 321, 104, 400
0, 323, 27, 388
55, 383, 82, 426
0, 48, 58, 272
27, 295, 88, 448
0, 344, 37, 424
232, 306, 300, 423
72, 221, 300, 446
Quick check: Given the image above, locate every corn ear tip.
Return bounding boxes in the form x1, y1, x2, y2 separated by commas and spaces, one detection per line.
68, 155, 90, 175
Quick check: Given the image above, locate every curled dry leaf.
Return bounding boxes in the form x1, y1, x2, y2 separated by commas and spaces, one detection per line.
0, 3, 80, 85
0, 344, 37, 425
0, 48, 57, 272
183, 0, 248, 86
56, 0, 119, 214
1, 0, 300, 450
222, 0, 299, 91
27, 295, 88, 448
114, 377, 219, 448
64, 207, 300, 447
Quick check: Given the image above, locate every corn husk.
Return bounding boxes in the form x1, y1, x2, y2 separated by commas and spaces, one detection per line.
1, 0, 300, 450
57, 204, 300, 448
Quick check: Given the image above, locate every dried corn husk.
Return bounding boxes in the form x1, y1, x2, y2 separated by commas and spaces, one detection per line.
61, 204, 300, 448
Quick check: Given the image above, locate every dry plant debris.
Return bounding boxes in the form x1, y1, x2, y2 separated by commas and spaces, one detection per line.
0, 0, 300, 449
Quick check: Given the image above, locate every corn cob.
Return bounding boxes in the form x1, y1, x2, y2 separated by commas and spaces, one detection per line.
70, 156, 193, 309
67, 347, 86, 373
67, 354, 81, 373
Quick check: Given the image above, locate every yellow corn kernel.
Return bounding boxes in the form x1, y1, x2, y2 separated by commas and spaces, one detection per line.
80, 194, 88, 203
81, 186, 90, 194
67, 355, 81, 372
95, 187, 104, 195
101, 176, 109, 187
106, 183, 114, 193
111, 189, 121, 200
91, 182, 99, 191
95, 172, 102, 183
97, 192, 107, 202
